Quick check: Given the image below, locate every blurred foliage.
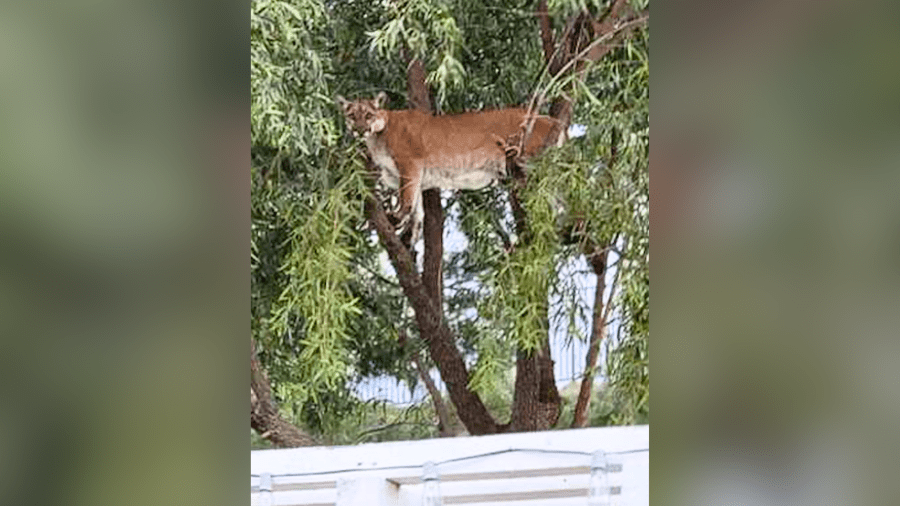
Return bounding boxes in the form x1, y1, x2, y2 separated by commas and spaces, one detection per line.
251, 0, 649, 442
0, 1, 249, 505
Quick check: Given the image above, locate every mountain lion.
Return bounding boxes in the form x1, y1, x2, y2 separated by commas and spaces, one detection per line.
338, 92, 562, 244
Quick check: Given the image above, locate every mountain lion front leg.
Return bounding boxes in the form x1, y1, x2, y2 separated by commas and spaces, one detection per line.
395, 158, 424, 246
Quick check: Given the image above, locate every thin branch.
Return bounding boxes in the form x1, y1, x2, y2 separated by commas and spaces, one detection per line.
400, 328, 456, 437
571, 244, 608, 427
600, 238, 625, 333
354, 421, 434, 441
356, 261, 401, 288
598, 0, 630, 25
529, 13, 649, 117
518, 9, 648, 156
411, 350, 455, 437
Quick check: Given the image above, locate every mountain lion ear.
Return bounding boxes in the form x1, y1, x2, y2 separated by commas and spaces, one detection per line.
336, 95, 350, 110
374, 92, 388, 108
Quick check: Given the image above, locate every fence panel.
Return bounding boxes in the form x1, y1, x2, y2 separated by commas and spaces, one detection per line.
251, 425, 648, 506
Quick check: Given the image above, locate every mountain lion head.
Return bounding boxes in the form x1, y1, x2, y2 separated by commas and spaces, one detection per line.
337, 92, 389, 137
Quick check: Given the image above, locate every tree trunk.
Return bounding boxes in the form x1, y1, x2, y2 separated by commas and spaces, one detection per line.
422, 190, 443, 306
250, 338, 318, 447
572, 248, 608, 427
510, 350, 540, 431
510, 343, 561, 431
538, 341, 562, 426
366, 194, 500, 435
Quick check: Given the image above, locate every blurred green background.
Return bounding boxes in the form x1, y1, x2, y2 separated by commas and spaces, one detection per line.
0, 1, 246, 505
654, 1, 900, 505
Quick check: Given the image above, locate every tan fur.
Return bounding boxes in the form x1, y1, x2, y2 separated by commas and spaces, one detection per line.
338, 92, 561, 244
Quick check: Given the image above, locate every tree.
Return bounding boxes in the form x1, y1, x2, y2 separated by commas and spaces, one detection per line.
250, 0, 649, 446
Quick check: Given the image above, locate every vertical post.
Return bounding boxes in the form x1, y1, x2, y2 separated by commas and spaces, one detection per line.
588, 450, 610, 506
421, 461, 442, 506
258, 472, 273, 506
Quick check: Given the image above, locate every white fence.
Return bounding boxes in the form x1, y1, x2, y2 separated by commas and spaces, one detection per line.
251, 425, 648, 506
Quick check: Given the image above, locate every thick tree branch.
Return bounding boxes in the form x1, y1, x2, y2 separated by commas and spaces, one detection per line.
422, 190, 444, 304
404, 55, 432, 112
250, 337, 318, 447
536, 0, 555, 63
586, 9, 649, 64
366, 192, 500, 434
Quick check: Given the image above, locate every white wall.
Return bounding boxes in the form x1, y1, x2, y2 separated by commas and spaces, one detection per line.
251, 425, 648, 506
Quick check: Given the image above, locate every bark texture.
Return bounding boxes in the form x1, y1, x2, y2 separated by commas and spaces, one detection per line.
250, 338, 317, 447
